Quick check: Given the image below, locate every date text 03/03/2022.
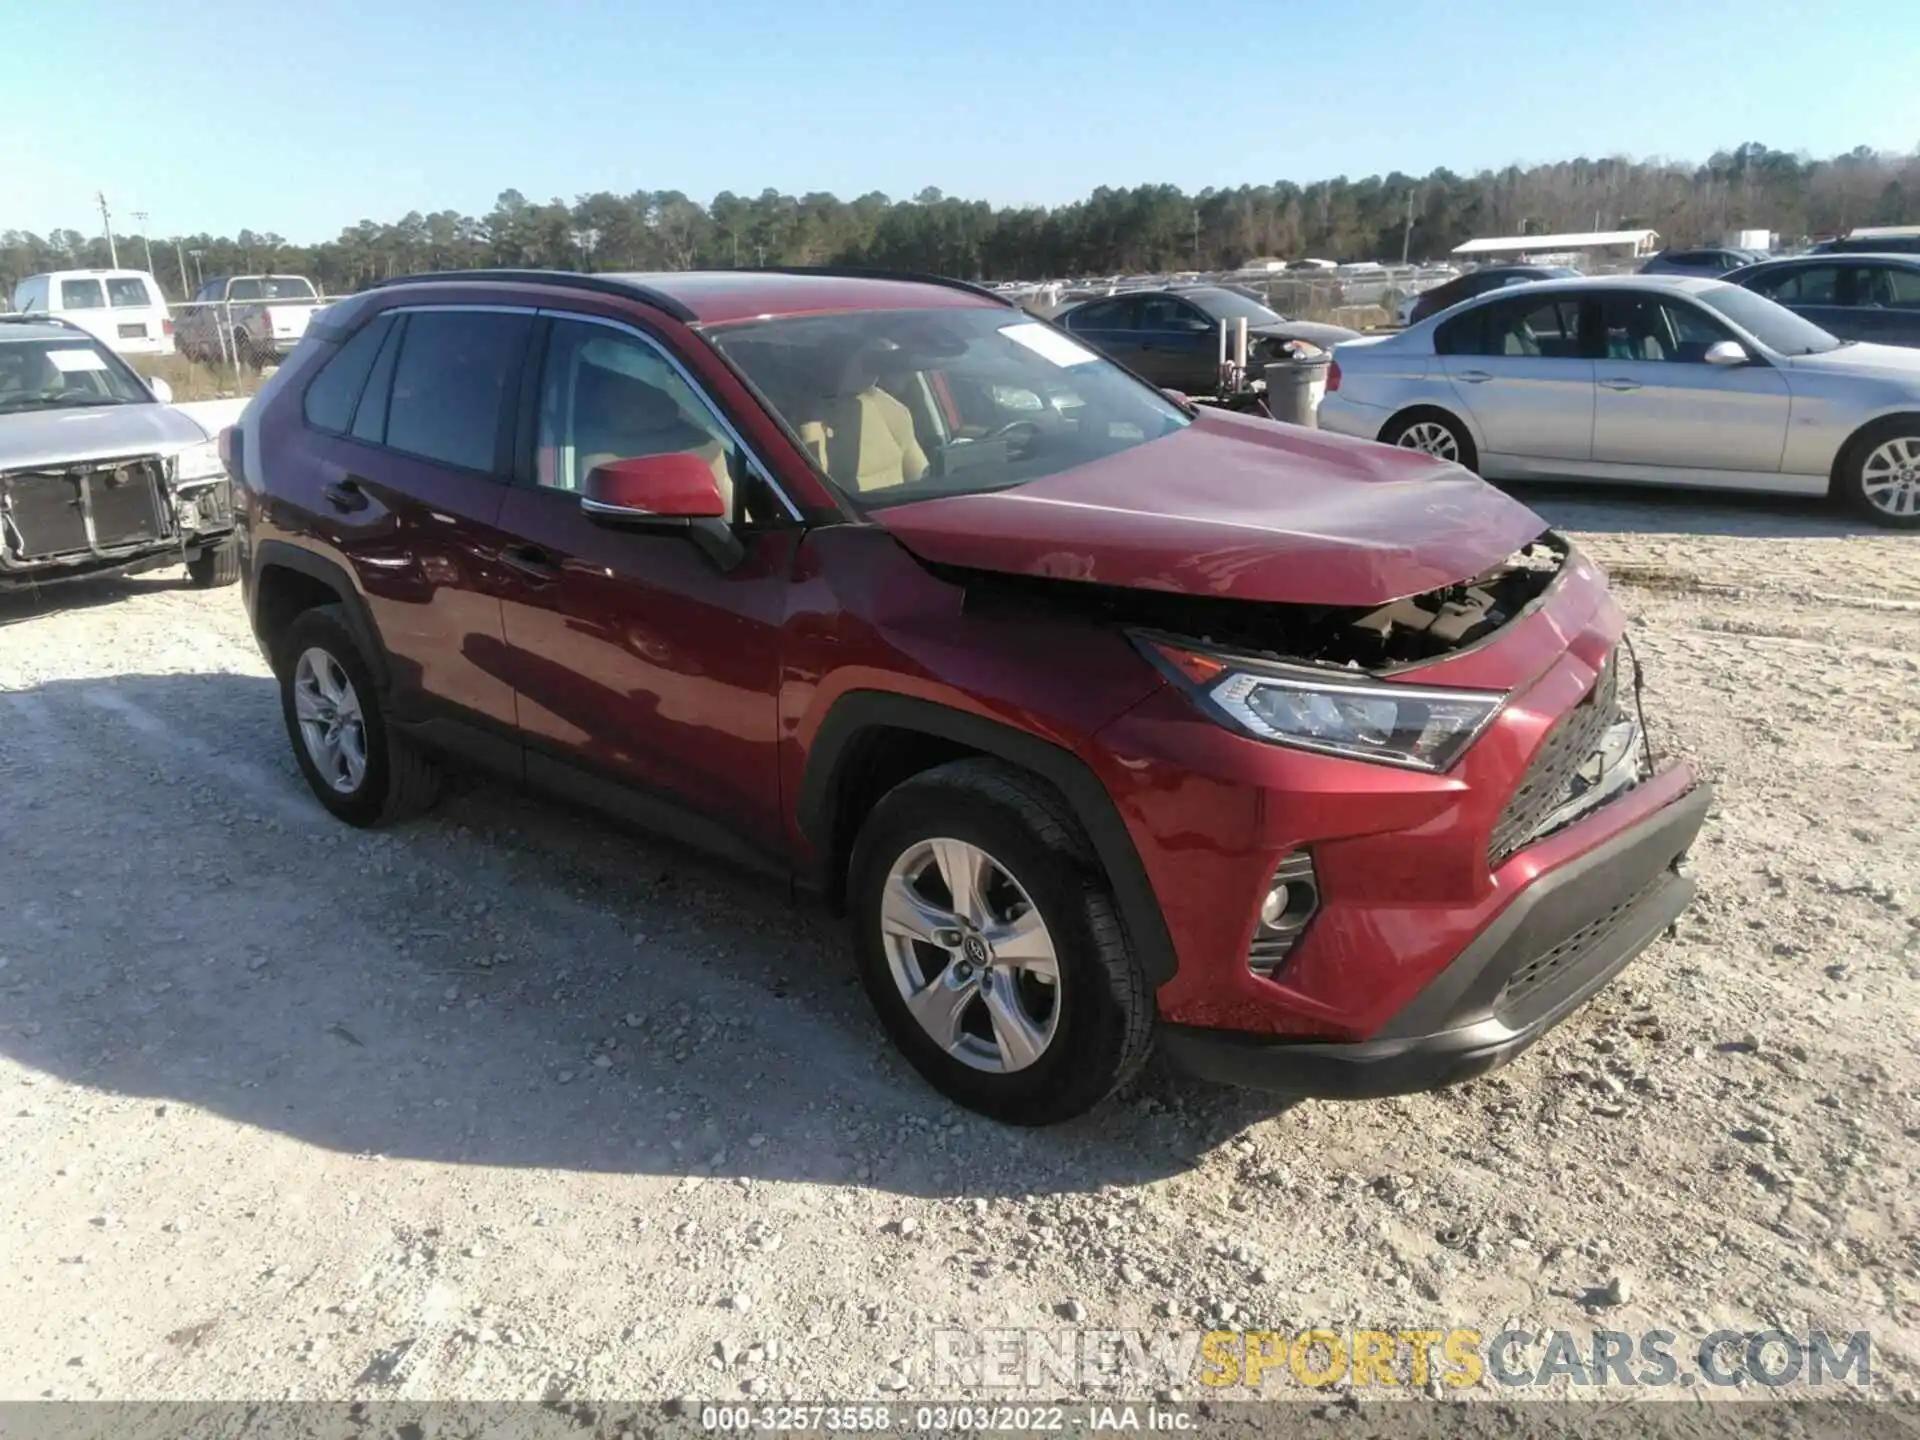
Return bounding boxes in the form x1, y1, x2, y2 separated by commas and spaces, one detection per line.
696, 1403, 1194, 1432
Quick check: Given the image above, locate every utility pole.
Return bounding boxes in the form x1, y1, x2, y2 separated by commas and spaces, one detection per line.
132, 210, 156, 276
97, 191, 119, 267
1192, 208, 1200, 265
1400, 189, 1416, 265
174, 239, 192, 300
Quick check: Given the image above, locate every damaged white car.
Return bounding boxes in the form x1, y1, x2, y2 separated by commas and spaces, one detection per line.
0, 316, 238, 590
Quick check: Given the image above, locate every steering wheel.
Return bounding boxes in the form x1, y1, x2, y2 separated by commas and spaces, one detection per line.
978, 418, 1044, 450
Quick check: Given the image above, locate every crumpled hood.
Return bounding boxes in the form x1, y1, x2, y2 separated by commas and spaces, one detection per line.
0, 403, 212, 472
872, 407, 1548, 608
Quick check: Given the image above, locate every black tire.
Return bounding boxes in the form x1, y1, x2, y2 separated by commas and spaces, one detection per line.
186, 540, 241, 588
233, 330, 260, 371
1380, 408, 1478, 472
277, 605, 441, 827
847, 758, 1154, 1125
1835, 417, 1920, 529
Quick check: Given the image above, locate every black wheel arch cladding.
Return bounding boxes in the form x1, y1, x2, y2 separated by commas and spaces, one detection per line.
798, 690, 1177, 987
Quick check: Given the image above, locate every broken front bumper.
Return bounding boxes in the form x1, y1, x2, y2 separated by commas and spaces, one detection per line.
1159, 776, 1710, 1098
0, 457, 234, 586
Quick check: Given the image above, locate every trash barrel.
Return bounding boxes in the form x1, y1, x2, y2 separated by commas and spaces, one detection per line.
1263, 355, 1330, 427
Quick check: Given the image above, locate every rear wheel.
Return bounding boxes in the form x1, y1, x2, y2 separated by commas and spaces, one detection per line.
278, 605, 442, 826
848, 759, 1153, 1125
1381, 409, 1477, 471
1839, 420, 1920, 528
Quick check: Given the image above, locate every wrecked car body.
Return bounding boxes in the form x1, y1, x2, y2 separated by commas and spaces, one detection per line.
0, 320, 237, 589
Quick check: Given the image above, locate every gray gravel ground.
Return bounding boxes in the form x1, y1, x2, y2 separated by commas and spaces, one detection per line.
0, 485, 1915, 1408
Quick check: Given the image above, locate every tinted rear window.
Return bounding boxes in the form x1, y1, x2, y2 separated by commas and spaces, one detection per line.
381, 310, 531, 472
301, 314, 395, 433
60, 279, 106, 309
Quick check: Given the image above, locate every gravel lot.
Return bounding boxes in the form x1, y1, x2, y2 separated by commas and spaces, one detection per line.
1, 486, 1915, 1409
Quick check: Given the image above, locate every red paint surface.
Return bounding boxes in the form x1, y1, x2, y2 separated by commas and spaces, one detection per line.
873, 407, 1548, 607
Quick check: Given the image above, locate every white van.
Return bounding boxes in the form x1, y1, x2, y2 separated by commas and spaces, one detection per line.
11, 269, 173, 357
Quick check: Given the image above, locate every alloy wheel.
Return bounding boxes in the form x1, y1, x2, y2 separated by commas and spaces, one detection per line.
1860, 436, 1920, 518
1396, 421, 1460, 461
878, 838, 1061, 1074
292, 647, 368, 794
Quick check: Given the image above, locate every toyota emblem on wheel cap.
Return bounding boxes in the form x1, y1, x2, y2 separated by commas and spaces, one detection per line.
963, 934, 989, 964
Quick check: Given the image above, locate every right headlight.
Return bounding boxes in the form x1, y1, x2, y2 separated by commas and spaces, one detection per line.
1138, 636, 1506, 773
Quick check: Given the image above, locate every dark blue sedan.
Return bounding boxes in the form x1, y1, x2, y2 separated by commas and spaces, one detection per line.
1724, 253, 1920, 348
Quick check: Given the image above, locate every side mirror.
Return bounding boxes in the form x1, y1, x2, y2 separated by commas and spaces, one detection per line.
1161, 388, 1189, 404
1703, 340, 1750, 367
580, 453, 742, 570
147, 375, 174, 405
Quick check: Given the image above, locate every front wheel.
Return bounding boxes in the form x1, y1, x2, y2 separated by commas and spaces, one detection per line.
1839, 421, 1920, 528
848, 759, 1153, 1125
186, 540, 240, 588
278, 605, 442, 827
1381, 409, 1478, 472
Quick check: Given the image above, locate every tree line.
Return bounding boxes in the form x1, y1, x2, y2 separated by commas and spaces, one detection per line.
5, 142, 1916, 303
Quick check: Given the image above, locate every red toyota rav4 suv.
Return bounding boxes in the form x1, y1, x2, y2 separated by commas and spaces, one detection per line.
227, 268, 1709, 1125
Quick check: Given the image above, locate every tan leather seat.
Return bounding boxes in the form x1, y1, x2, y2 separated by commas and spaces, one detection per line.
572, 362, 734, 517
794, 346, 929, 493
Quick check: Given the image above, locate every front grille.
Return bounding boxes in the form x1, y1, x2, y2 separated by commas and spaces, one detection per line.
1494, 874, 1663, 1025
1488, 650, 1621, 867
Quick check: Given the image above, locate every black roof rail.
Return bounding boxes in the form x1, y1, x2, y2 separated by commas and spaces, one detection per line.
740, 265, 1016, 307
365, 268, 698, 323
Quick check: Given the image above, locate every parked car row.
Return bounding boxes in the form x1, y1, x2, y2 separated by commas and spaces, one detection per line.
8, 267, 326, 367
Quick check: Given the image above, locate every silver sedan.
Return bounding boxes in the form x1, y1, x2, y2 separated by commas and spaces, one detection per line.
1317, 274, 1920, 526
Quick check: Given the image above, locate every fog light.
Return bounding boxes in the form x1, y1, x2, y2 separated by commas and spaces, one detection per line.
1249, 851, 1319, 978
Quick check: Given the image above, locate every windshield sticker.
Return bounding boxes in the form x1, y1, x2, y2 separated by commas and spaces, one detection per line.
46, 348, 109, 373
1000, 323, 1099, 368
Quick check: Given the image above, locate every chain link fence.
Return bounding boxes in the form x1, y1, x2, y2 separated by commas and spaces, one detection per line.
123, 290, 332, 402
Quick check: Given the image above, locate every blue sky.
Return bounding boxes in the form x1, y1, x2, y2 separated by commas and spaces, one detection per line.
9, 0, 1917, 242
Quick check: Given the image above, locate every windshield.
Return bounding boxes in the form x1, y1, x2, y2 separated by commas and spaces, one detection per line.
0, 338, 151, 412
708, 307, 1191, 509
1695, 285, 1844, 356
1181, 287, 1284, 324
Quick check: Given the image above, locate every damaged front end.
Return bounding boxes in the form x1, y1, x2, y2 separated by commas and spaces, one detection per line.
962, 531, 1653, 833
0, 454, 234, 588
961, 532, 1574, 672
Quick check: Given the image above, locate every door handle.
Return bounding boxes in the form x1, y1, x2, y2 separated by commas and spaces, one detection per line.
1598, 377, 1642, 391
501, 544, 562, 582
322, 476, 369, 513
1456, 369, 1492, 383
